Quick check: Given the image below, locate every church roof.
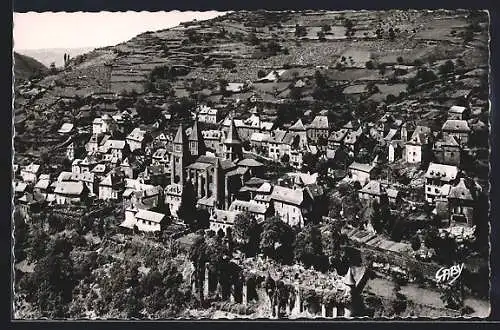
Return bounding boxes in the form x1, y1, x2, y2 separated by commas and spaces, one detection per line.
225, 118, 241, 145
189, 120, 202, 142
174, 124, 186, 144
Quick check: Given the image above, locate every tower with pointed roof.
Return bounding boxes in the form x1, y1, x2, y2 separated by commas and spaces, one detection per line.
223, 118, 243, 162
170, 124, 189, 185
189, 119, 205, 158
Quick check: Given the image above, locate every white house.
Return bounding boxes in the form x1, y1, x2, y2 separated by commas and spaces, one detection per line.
121, 208, 165, 232
126, 127, 147, 152
164, 183, 183, 218
53, 181, 88, 205
270, 186, 312, 227
425, 162, 459, 204
348, 162, 375, 186
20, 163, 41, 183
209, 209, 241, 235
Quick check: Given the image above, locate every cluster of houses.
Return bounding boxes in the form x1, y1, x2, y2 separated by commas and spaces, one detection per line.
13, 95, 485, 237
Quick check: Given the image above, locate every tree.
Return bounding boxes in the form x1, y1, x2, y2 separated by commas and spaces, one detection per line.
317, 31, 326, 41
177, 181, 198, 229
388, 27, 396, 41
295, 24, 307, 38
169, 97, 195, 120
189, 233, 208, 300
365, 60, 375, 70
314, 70, 326, 89
410, 235, 421, 251
302, 152, 319, 173
439, 60, 455, 76
266, 40, 282, 56
247, 32, 260, 45
260, 216, 295, 264
222, 59, 236, 70
135, 98, 161, 124
378, 63, 387, 75
233, 212, 261, 256
281, 154, 290, 163
397, 56, 404, 64
23, 237, 76, 318
257, 69, 267, 78
293, 224, 326, 271
290, 87, 302, 100
322, 24, 332, 32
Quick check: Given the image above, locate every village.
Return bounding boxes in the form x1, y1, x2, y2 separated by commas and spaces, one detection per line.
13, 9, 490, 319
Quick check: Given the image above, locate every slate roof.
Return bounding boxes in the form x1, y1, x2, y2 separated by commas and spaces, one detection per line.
210, 209, 241, 224
425, 162, 459, 182
308, 115, 329, 129
229, 200, 269, 214
349, 162, 375, 173
329, 129, 348, 142
448, 178, 476, 201
54, 181, 85, 195
359, 180, 386, 196
135, 209, 165, 223
238, 158, 264, 167
289, 119, 306, 131
442, 120, 471, 132
271, 186, 304, 206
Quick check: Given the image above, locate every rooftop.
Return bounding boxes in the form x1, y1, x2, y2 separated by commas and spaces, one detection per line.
349, 161, 375, 173
271, 185, 304, 206
135, 209, 165, 223
425, 162, 459, 182
442, 120, 471, 132
53, 181, 85, 195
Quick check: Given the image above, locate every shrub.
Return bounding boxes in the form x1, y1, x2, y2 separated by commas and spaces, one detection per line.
222, 59, 236, 70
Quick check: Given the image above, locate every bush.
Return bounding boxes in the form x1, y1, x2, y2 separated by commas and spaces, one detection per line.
257, 70, 267, 78
365, 61, 374, 70
222, 59, 236, 70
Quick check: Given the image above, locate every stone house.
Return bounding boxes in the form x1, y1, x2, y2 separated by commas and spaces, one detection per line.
433, 135, 461, 167
54, 181, 89, 205
270, 185, 313, 228
307, 115, 329, 144
442, 120, 471, 146
404, 126, 432, 164
348, 162, 375, 187
424, 162, 459, 204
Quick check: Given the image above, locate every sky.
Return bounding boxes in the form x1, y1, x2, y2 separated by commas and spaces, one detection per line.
13, 11, 226, 51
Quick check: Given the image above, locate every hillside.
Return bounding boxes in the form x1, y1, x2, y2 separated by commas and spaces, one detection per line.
13, 52, 48, 82
13, 9, 489, 163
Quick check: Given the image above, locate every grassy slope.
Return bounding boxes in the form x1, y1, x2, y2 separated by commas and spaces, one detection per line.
13, 52, 48, 82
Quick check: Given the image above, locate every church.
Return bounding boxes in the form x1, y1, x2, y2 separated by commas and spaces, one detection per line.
165, 117, 259, 218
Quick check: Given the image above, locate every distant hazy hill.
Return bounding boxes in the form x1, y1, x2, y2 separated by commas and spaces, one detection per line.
13, 52, 48, 82
16, 47, 95, 68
